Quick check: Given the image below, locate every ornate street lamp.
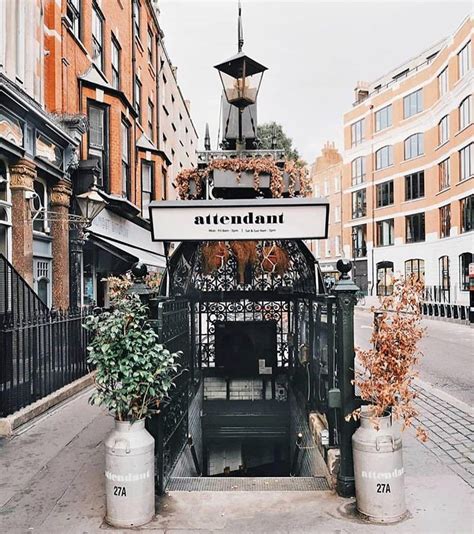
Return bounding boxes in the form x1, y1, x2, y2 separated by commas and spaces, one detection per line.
75, 186, 106, 226
214, 1, 267, 147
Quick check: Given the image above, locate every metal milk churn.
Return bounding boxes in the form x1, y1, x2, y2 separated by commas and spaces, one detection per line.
352, 410, 407, 522
104, 419, 155, 527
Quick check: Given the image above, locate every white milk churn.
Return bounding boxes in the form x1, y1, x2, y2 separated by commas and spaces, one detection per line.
352, 410, 407, 523
104, 419, 155, 527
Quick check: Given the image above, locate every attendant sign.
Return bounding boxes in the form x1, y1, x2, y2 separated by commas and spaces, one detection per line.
149, 198, 329, 242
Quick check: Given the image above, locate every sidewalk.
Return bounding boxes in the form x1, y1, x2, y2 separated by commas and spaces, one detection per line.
0, 384, 472, 534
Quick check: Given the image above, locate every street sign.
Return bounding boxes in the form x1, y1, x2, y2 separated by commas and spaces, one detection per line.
149, 198, 329, 242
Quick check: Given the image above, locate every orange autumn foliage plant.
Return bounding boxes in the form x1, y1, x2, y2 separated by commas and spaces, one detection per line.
351, 277, 428, 442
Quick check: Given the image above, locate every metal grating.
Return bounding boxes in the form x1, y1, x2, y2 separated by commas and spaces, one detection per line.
167, 477, 330, 491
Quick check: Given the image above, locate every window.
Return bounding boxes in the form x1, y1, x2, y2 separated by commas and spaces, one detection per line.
334, 174, 341, 192
403, 89, 423, 118
376, 219, 394, 247
351, 157, 365, 185
141, 162, 153, 219
92, 3, 103, 71
459, 252, 473, 291
352, 225, 366, 258
352, 189, 366, 219
439, 204, 451, 238
34, 259, 51, 307
375, 105, 392, 132
87, 103, 108, 189
134, 77, 142, 122
460, 195, 473, 233
405, 171, 424, 200
111, 36, 120, 90
459, 143, 473, 181
334, 235, 341, 256
161, 166, 167, 200
459, 96, 471, 130
133, 0, 140, 38
66, 0, 81, 39
147, 28, 154, 63
121, 120, 130, 199
406, 213, 425, 243
439, 256, 450, 290
438, 159, 450, 190
376, 261, 394, 296
0, 162, 10, 261
438, 68, 448, 97
375, 146, 393, 170
458, 41, 471, 79
334, 205, 341, 223
147, 99, 154, 141
404, 133, 424, 160
351, 119, 364, 146
32, 180, 48, 233
376, 180, 394, 207
325, 239, 331, 257
438, 116, 449, 145
324, 180, 329, 196
405, 259, 425, 283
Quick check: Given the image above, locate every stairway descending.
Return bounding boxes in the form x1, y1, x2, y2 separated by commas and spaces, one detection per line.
167, 477, 330, 491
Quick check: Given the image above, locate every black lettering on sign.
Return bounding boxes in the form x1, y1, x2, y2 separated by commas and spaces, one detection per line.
113, 486, 127, 497
376, 483, 391, 493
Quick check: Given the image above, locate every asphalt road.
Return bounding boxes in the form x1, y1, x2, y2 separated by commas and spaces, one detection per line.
354, 309, 474, 406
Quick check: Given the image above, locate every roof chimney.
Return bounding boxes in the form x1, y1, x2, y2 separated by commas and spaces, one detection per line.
354, 81, 369, 104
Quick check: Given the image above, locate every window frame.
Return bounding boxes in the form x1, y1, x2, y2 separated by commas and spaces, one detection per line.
459, 96, 471, 131
405, 212, 425, 243
439, 204, 451, 239
87, 101, 109, 191
147, 27, 154, 64
352, 224, 367, 258
459, 143, 473, 181
147, 98, 154, 141
438, 158, 450, 191
351, 119, 364, 147
351, 157, 365, 185
376, 219, 394, 247
374, 104, 392, 132
438, 255, 450, 290
438, 67, 448, 97
403, 89, 423, 119
134, 76, 142, 123
458, 41, 471, 79
376, 261, 394, 296
375, 145, 393, 170
438, 115, 449, 145
404, 133, 424, 160
376, 180, 394, 208
121, 119, 131, 200
460, 194, 473, 233
459, 252, 473, 291
404, 258, 425, 283
405, 171, 425, 201
351, 188, 367, 219
91, 2, 104, 72
133, 0, 141, 39
141, 161, 154, 219
66, 0, 81, 40
111, 35, 121, 90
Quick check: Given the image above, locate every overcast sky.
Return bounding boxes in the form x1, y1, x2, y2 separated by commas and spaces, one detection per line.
159, 1, 472, 163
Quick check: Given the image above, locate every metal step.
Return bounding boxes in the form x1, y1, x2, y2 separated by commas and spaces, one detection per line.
167, 476, 330, 491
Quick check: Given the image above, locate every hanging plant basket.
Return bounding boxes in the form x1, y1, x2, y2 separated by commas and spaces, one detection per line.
201, 242, 229, 275
230, 240, 258, 284
261, 243, 290, 276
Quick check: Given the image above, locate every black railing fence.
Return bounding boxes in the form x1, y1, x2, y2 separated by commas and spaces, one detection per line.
0, 254, 92, 417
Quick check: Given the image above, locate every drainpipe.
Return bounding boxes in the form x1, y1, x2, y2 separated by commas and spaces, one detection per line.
131, 6, 137, 205
370, 104, 375, 296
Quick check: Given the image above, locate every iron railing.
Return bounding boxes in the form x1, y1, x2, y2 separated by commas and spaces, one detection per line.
0, 254, 92, 416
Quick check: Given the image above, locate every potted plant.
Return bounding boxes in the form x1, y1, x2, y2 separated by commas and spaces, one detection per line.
350, 277, 427, 523
84, 290, 178, 528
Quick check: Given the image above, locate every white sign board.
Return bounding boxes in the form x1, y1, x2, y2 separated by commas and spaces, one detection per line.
149, 199, 329, 242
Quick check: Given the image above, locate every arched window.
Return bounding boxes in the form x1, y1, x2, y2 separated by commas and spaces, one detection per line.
459, 96, 471, 131
438, 116, 449, 145
405, 259, 425, 283
459, 252, 472, 291
34, 259, 51, 307
376, 261, 394, 296
404, 133, 424, 160
0, 160, 11, 260
32, 179, 48, 233
351, 157, 365, 185
439, 255, 450, 290
375, 146, 393, 170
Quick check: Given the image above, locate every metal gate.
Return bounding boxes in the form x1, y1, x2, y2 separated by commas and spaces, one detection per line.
147, 298, 194, 494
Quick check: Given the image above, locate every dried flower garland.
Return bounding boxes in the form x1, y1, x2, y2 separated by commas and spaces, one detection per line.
261, 243, 289, 276
230, 241, 258, 284
201, 242, 230, 275
175, 157, 311, 200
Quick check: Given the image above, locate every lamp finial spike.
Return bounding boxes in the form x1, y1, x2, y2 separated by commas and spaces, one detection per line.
238, 0, 244, 52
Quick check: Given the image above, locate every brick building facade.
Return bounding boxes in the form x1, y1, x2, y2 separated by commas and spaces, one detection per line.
1, 0, 197, 309
342, 16, 472, 303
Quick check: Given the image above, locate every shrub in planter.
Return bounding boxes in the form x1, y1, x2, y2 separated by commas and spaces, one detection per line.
84, 293, 179, 527
349, 277, 427, 523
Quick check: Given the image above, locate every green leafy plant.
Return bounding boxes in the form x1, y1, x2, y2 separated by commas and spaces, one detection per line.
84, 293, 179, 421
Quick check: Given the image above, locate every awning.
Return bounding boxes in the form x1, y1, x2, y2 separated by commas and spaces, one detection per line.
88, 208, 166, 270
89, 234, 166, 270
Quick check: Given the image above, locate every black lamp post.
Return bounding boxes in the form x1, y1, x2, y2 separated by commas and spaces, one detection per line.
214, 1, 267, 149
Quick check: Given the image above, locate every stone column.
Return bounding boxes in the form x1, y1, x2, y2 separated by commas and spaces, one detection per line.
50, 179, 72, 309
10, 159, 35, 285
